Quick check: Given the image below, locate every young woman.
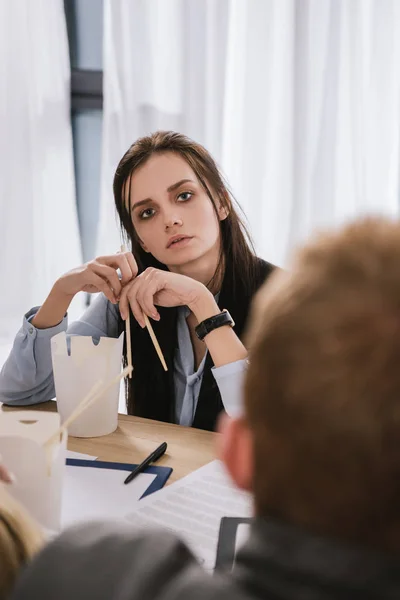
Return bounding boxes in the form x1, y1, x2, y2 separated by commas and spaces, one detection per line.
0, 132, 274, 431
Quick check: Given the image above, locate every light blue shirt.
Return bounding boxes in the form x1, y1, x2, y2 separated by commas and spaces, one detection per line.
174, 303, 208, 426
0, 294, 247, 426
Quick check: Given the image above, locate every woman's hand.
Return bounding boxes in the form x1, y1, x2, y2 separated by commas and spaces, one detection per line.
54, 251, 138, 305
119, 268, 213, 326
119, 267, 248, 369
31, 250, 139, 330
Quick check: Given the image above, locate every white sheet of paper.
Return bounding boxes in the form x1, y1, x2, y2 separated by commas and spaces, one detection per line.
66, 450, 97, 461
61, 465, 156, 529
126, 460, 252, 571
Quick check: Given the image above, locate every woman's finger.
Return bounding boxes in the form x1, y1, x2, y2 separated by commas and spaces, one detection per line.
94, 252, 137, 284
124, 252, 139, 281
119, 278, 145, 327
96, 254, 137, 285
118, 289, 128, 321
117, 254, 134, 285
91, 264, 122, 297
118, 278, 135, 320
107, 253, 136, 285
136, 277, 160, 321
125, 277, 146, 327
0, 463, 15, 484
87, 272, 117, 304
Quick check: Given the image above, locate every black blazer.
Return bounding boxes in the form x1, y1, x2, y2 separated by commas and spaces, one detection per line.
119, 257, 274, 431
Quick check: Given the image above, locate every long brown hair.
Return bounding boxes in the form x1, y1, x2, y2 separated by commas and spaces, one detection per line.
113, 131, 260, 414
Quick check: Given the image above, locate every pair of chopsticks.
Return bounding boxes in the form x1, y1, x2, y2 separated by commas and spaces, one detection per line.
120, 245, 167, 374
43, 365, 133, 449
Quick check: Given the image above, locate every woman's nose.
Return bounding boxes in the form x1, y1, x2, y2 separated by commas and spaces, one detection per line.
164, 214, 183, 230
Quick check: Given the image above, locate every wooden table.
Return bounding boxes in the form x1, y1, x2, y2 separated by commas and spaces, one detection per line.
2, 401, 217, 485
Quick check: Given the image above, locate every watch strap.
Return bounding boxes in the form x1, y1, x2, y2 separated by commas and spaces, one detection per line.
195, 309, 235, 341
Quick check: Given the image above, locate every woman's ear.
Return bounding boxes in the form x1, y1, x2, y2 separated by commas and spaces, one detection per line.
217, 191, 230, 221
217, 414, 254, 492
138, 238, 150, 253
218, 205, 229, 221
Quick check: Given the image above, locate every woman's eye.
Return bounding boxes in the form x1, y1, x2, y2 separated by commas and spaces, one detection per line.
139, 208, 155, 219
177, 191, 193, 202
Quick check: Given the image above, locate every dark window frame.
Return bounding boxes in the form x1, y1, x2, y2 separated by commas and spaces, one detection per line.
71, 69, 103, 110
64, 0, 103, 110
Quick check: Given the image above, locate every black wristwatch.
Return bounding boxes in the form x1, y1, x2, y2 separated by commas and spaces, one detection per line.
195, 309, 235, 341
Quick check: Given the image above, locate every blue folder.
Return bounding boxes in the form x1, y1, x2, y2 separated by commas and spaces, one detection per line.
66, 458, 173, 499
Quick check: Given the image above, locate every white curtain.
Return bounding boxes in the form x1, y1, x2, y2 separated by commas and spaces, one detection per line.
99, 0, 230, 255
100, 0, 400, 266
0, 0, 82, 338
224, 0, 400, 265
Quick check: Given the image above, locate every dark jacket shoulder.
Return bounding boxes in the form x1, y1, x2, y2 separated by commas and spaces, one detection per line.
12, 518, 399, 600
10, 523, 250, 600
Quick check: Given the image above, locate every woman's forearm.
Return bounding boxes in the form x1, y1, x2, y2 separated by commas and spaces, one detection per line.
189, 293, 247, 368
31, 283, 73, 329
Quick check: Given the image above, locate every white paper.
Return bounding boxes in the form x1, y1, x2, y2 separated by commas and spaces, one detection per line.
126, 460, 252, 571
66, 450, 97, 461
61, 465, 156, 529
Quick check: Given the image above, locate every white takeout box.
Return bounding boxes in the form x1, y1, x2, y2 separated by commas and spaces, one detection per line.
0, 411, 66, 531
51, 332, 124, 438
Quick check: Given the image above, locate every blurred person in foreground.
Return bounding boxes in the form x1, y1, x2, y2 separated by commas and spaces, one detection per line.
9, 217, 400, 599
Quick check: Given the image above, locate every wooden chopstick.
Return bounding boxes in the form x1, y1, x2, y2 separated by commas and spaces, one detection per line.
143, 314, 168, 372
44, 366, 132, 448
120, 245, 167, 372
120, 245, 133, 378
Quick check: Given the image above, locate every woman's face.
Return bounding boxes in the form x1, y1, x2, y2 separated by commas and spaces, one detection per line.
126, 152, 226, 269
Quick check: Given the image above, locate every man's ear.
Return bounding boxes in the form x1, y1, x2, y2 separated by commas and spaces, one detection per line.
217, 414, 253, 492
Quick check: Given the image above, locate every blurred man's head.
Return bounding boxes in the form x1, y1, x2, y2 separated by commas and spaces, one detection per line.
221, 217, 400, 553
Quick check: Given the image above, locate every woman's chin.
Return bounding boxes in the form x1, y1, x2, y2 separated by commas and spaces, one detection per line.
160, 247, 205, 267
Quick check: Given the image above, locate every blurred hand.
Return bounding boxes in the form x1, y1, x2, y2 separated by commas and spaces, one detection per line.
119, 268, 209, 326
0, 459, 15, 484
54, 251, 138, 305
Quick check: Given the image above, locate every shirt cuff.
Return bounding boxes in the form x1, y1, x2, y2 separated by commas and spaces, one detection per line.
23, 307, 68, 340
212, 358, 249, 418
212, 358, 249, 379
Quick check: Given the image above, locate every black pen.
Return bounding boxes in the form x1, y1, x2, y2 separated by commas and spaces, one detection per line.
124, 442, 168, 485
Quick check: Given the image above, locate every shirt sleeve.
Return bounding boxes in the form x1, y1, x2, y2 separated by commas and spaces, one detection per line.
0, 294, 119, 406
211, 358, 248, 418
